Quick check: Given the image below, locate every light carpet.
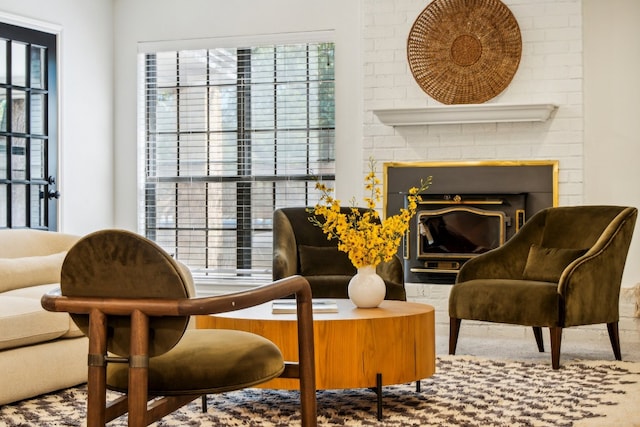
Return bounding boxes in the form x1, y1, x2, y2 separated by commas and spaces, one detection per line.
1, 355, 639, 426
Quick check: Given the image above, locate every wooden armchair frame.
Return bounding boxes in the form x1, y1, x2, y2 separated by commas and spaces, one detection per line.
42, 276, 317, 427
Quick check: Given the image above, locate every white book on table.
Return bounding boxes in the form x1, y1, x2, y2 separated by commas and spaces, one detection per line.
271, 299, 339, 314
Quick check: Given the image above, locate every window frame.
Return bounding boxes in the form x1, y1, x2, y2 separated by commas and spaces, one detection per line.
138, 34, 336, 288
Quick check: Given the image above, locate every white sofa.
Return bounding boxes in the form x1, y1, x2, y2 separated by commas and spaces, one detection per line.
0, 229, 87, 405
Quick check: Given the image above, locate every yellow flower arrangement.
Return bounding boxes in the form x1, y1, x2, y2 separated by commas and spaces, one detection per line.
309, 158, 432, 269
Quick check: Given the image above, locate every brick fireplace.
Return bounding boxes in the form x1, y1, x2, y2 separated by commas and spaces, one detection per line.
384, 161, 558, 284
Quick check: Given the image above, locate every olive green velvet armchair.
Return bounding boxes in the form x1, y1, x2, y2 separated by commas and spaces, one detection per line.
41, 229, 317, 427
273, 207, 406, 300
449, 205, 637, 369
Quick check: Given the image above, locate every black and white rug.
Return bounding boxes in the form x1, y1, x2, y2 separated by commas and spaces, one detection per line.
1, 355, 639, 426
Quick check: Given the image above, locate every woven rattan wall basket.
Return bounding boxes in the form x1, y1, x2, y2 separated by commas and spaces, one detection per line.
407, 0, 522, 105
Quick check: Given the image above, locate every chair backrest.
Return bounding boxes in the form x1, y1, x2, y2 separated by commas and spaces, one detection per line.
60, 229, 193, 357
273, 207, 362, 280
274, 207, 341, 248
457, 205, 638, 284
539, 205, 635, 249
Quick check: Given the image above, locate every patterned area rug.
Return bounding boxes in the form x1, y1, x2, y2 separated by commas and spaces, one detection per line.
1, 355, 639, 426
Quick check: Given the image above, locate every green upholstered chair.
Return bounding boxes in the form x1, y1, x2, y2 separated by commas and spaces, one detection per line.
41, 229, 317, 427
449, 205, 637, 369
273, 207, 406, 301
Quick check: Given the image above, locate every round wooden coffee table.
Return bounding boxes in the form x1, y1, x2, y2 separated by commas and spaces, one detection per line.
196, 299, 435, 391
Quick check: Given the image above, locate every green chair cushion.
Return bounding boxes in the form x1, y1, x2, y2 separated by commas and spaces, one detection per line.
522, 245, 587, 283
449, 279, 561, 326
298, 245, 356, 276
107, 329, 285, 395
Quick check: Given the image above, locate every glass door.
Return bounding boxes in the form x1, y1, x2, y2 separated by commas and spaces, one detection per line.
0, 22, 58, 230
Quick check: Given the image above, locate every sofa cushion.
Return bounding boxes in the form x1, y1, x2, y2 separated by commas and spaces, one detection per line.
298, 245, 356, 276
0, 229, 78, 258
522, 245, 587, 283
4, 284, 83, 338
0, 252, 66, 293
0, 295, 70, 350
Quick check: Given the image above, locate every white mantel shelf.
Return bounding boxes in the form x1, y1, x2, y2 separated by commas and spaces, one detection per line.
373, 103, 558, 126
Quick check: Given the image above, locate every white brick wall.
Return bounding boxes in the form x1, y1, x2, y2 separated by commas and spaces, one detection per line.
362, 0, 583, 207
362, 0, 640, 348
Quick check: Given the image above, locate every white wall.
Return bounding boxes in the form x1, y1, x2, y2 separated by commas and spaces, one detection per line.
583, 0, 640, 287
112, 0, 363, 230
0, 1, 114, 235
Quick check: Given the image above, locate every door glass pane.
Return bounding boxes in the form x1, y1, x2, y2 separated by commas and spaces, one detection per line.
0, 89, 6, 132
11, 137, 26, 179
0, 136, 6, 179
30, 46, 45, 89
31, 184, 45, 227
30, 138, 45, 179
11, 183, 26, 227
0, 185, 6, 227
30, 93, 45, 135
12, 89, 26, 133
0, 40, 6, 84
11, 41, 26, 86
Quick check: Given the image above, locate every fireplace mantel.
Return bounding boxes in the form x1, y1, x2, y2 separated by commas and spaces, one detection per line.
373, 103, 558, 126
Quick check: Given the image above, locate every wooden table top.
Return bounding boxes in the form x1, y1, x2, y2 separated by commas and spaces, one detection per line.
210, 299, 435, 322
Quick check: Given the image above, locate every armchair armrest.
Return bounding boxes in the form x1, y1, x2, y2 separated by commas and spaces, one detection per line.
273, 249, 297, 280
559, 208, 637, 326
272, 209, 299, 280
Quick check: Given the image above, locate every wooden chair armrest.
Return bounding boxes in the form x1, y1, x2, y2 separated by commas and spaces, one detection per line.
42, 275, 313, 317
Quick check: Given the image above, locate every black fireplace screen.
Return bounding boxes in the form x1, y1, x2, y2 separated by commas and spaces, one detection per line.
418, 207, 505, 258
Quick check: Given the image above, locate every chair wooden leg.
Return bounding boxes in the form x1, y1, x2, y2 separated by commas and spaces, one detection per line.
295, 292, 317, 427
449, 318, 461, 355
607, 322, 622, 360
549, 327, 563, 370
87, 310, 108, 427
533, 327, 544, 352
129, 310, 150, 427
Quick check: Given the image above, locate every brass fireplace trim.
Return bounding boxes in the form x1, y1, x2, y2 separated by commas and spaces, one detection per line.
383, 159, 559, 216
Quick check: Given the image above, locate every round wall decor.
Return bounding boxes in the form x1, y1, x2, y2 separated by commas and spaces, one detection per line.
407, 0, 522, 105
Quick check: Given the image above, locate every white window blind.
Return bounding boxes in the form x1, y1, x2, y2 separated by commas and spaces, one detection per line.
139, 41, 335, 286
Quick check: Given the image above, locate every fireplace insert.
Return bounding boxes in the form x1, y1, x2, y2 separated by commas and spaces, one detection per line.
404, 194, 526, 284
384, 160, 558, 285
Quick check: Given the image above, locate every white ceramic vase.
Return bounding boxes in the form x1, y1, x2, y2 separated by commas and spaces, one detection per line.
348, 265, 386, 308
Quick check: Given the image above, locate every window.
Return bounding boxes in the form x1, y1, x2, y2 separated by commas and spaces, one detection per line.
0, 22, 58, 230
139, 40, 335, 286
